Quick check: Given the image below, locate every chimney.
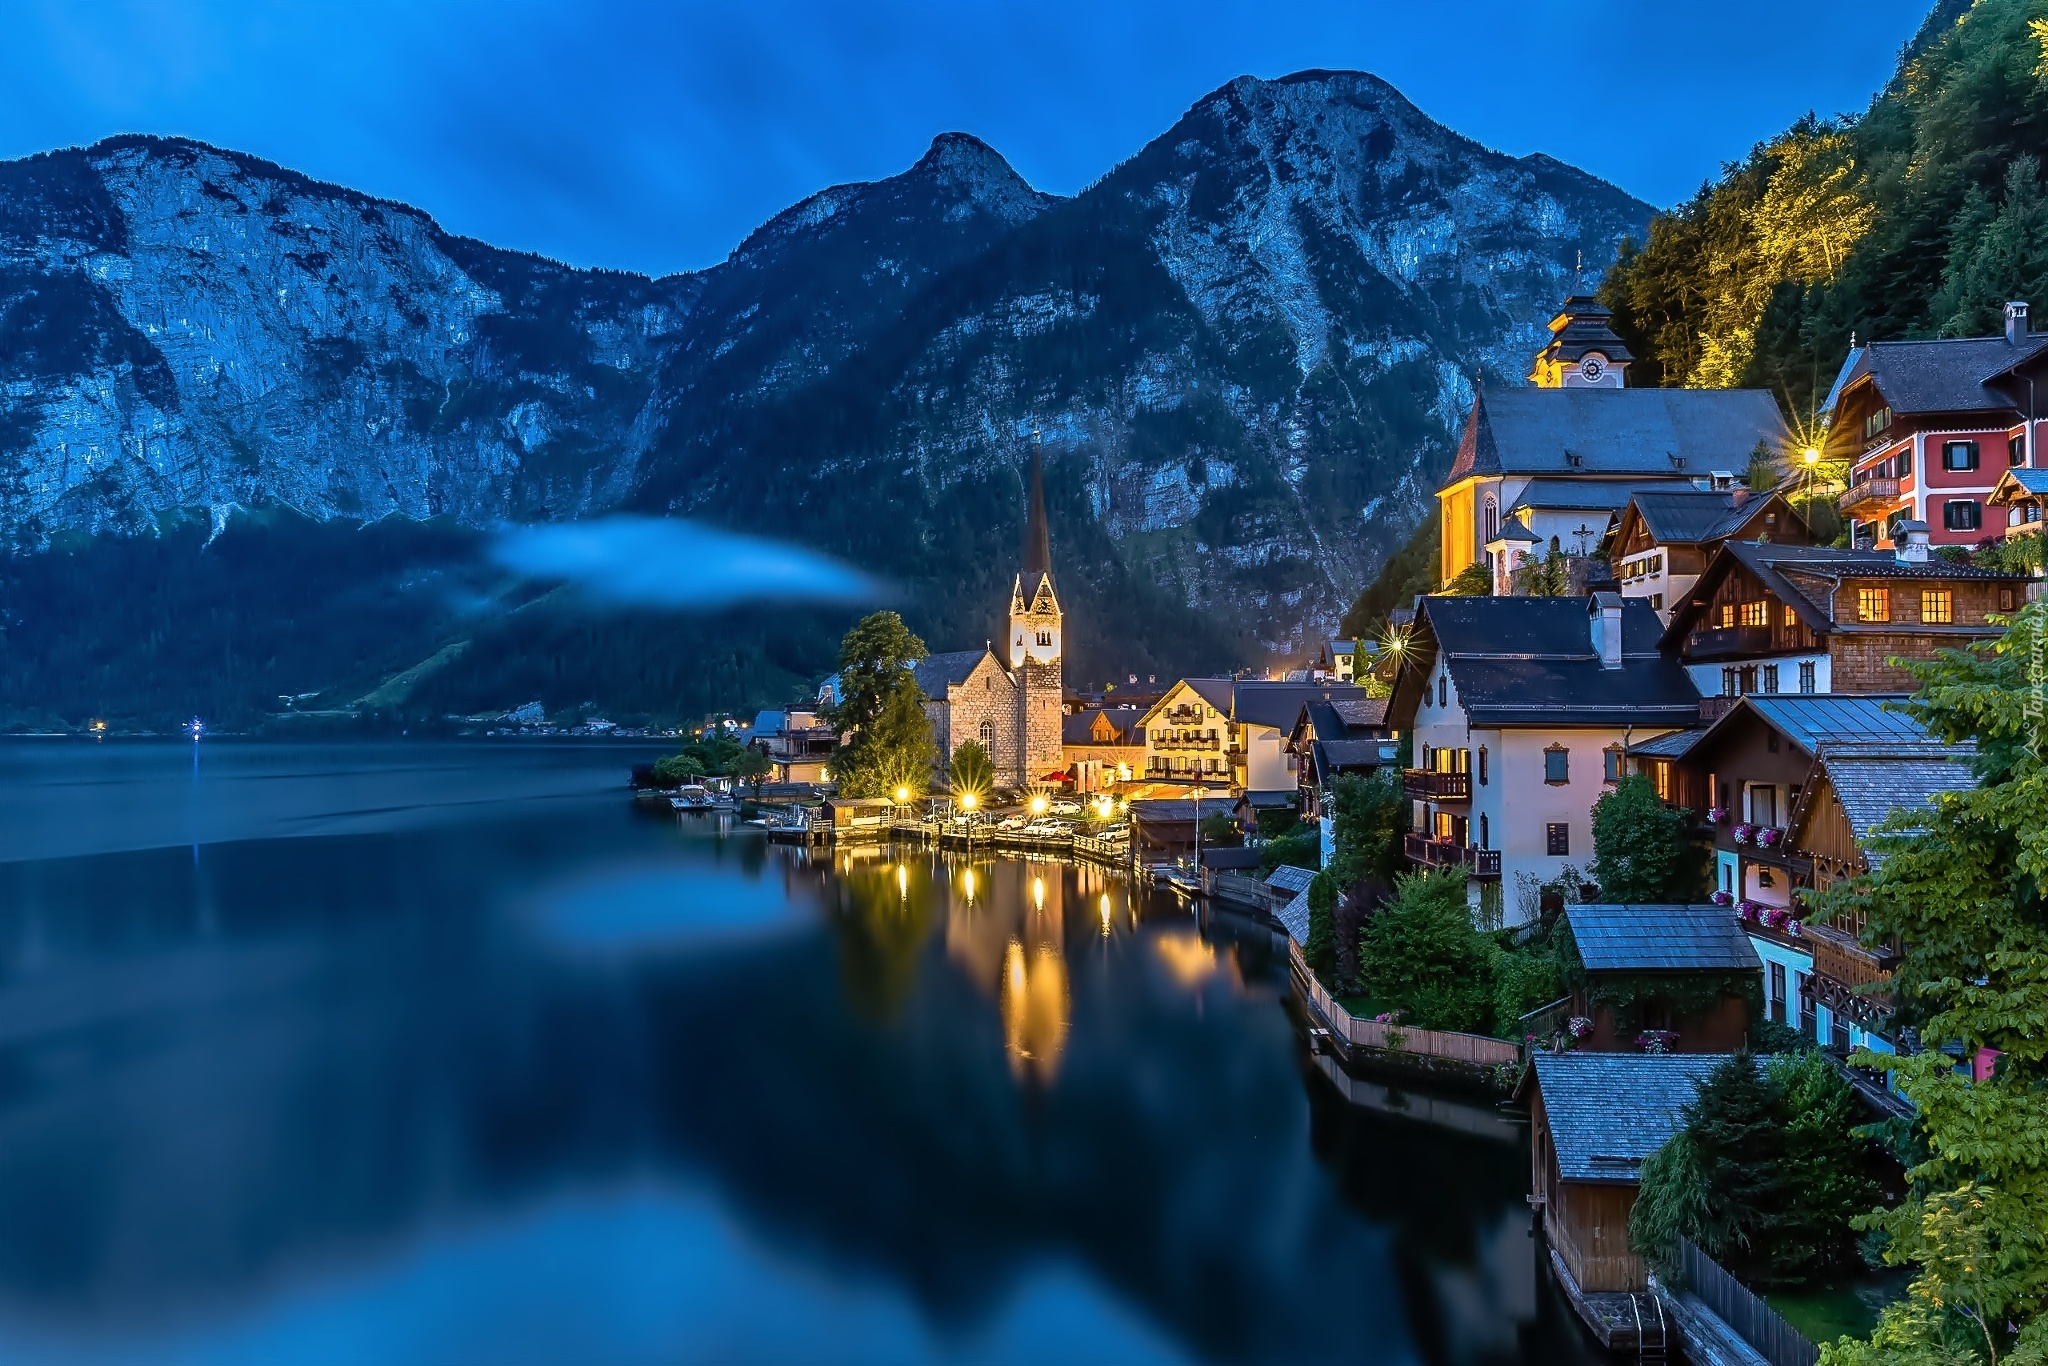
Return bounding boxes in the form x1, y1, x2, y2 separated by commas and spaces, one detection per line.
1589, 592, 1624, 670
2007, 301, 2030, 346
1894, 519, 1931, 565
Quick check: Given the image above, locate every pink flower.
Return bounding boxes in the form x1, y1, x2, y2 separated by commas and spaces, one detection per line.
1707, 806, 1728, 824
1711, 890, 1734, 906
1733, 823, 1754, 844
1568, 1016, 1595, 1039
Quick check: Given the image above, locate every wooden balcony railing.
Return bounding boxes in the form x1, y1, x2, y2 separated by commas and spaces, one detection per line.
1402, 769, 1471, 800
1403, 832, 1502, 878
1839, 477, 1902, 514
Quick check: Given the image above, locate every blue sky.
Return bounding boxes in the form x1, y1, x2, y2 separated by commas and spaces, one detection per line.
1, 0, 1929, 277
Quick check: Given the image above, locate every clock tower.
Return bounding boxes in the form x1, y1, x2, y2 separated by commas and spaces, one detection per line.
1006, 440, 1064, 786
1528, 292, 1632, 389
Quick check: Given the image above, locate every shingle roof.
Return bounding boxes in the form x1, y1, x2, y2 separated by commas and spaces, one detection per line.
1533, 1053, 1730, 1184
1626, 490, 1802, 547
1820, 752, 1977, 841
1506, 478, 1676, 515
1176, 677, 1236, 713
1233, 681, 1368, 731
1061, 705, 1143, 746
1627, 728, 1703, 759
1274, 886, 1312, 944
912, 649, 997, 697
1828, 335, 2048, 417
1664, 542, 2029, 643
1312, 739, 1387, 779
1444, 387, 1788, 486
1392, 596, 1702, 728
1265, 864, 1317, 895
1565, 904, 1763, 973
1331, 698, 1388, 728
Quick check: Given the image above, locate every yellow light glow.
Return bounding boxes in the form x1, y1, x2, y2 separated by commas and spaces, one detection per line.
896, 864, 908, 900
895, 786, 909, 803
1033, 876, 1045, 912
1099, 893, 1113, 934
1029, 795, 1047, 815
1803, 447, 1820, 465
1155, 931, 1219, 988
962, 868, 976, 902
960, 792, 977, 811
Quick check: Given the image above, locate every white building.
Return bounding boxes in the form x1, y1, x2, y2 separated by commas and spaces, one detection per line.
1385, 594, 1702, 926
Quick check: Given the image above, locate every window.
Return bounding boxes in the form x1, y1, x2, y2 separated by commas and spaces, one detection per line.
1035, 630, 1052, 647
1544, 745, 1570, 785
1477, 746, 1488, 786
1479, 813, 1489, 849
1922, 589, 1953, 624
1799, 660, 1817, 694
1740, 665, 1757, 694
1762, 663, 1780, 694
1783, 604, 1798, 627
1895, 449, 1912, 480
1722, 667, 1740, 697
978, 720, 996, 747
2000, 586, 2018, 613
1483, 496, 1498, 542
1863, 405, 1892, 441
1718, 603, 1736, 629
1770, 962, 1787, 1024
1749, 784, 1777, 827
1437, 674, 1447, 708
1649, 593, 1664, 611
1857, 587, 1891, 622
1942, 440, 1980, 472
1943, 499, 1981, 532
2012, 434, 2028, 467
1603, 746, 1624, 783
1739, 601, 1768, 627
1546, 823, 1570, 856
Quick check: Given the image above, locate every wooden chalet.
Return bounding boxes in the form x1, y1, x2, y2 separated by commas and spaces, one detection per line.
1286, 695, 1391, 817
1560, 904, 1760, 1052
1987, 466, 2048, 539
1662, 538, 2027, 707
1523, 1052, 1729, 1344
1607, 487, 1812, 620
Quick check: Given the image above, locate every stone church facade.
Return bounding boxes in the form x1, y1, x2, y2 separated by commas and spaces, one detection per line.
916, 447, 1064, 788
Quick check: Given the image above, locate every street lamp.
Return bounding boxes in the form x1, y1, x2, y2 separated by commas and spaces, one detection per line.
895, 785, 910, 804
1029, 794, 1048, 816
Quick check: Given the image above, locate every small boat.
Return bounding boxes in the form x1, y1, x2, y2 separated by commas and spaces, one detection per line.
670, 785, 733, 811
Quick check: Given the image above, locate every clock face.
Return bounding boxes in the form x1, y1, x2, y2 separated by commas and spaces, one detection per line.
1579, 354, 1607, 381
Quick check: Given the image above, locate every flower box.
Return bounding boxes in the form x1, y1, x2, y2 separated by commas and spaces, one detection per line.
1636, 1029, 1679, 1055
1707, 806, 1728, 824
1733, 822, 1755, 844
1757, 827, 1782, 848
1710, 889, 1734, 906
1568, 1016, 1594, 1039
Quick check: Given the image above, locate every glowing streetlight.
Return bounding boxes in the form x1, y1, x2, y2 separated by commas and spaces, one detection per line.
1803, 448, 1820, 466
960, 791, 977, 811
894, 785, 910, 804
1029, 794, 1048, 816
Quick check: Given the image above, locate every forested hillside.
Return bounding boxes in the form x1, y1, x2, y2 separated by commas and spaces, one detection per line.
1600, 0, 2045, 419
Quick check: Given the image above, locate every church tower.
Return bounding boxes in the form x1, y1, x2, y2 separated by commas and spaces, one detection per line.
1527, 290, 1633, 389
1007, 439, 1064, 786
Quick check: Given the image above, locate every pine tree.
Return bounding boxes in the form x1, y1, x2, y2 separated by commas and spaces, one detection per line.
1589, 774, 1701, 904
1680, 1054, 1798, 1284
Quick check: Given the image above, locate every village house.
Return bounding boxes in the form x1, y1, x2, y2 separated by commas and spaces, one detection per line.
1987, 465, 2048, 538
749, 706, 836, 785
1558, 903, 1760, 1054
1438, 295, 1789, 589
1824, 301, 2048, 549
1523, 1053, 1730, 1332
1229, 681, 1368, 796
1605, 487, 1812, 620
1286, 696, 1392, 819
1135, 678, 1366, 795
1386, 594, 1700, 925
1135, 678, 1234, 788
1661, 535, 2028, 706
1060, 705, 1145, 792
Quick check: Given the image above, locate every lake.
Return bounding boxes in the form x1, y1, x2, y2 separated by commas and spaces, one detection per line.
0, 741, 1591, 1364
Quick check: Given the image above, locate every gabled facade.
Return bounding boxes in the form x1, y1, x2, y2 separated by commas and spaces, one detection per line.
1060, 705, 1144, 792
1987, 466, 2048, 538
1386, 595, 1700, 924
1135, 678, 1234, 787
1662, 540, 2028, 701
1824, 302, 2048, 548
1607, 488, 1811, 620
1437, 297, 1789, 587
1559, 903, 1761, 1054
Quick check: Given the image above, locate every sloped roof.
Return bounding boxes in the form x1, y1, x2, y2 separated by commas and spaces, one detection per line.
1989, 467, 2048, 503
752, 709, 787, 736
1233, 681, 1368, 731
1311, 739, 1387, 780
1265, 864, 1317, 895
1821, 752, 1977, 841
1565, 904, 1762, 973
1444, 387, 1788, 487
1532, 1052, 1730, 1184
1626, 489, 1804, 547
1828, 334, 2048, 417
1274, 886, 1312, 945
1332, 698, 1388, 728
1663, 542, 2029, 644
1739, 695, 1932, 754
1061, 705, 1144, 746
1505, 478, 1675, 514
1390, 596, 1702, 729
1626, 728, 1703, 759
912, 649, 999, 697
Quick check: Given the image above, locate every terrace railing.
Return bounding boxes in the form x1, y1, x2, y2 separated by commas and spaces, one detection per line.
1675, 1237, 1819, 1366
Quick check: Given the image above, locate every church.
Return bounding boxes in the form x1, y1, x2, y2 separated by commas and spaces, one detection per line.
913, 446, 1065, 788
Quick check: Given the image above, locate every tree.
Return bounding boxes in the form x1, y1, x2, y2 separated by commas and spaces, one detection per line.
1443, 562, 1493, 596
1590, 773, 1703, 903
1510, 538, 1572, 597
824, 611, 937, 798
652, 751, 705, 786
730, 746, 771, 794
1816, 598, 2048, 1365
1341, 507, 1440, 640
1357, 868, 1495, 1033
945, 739, 994, 803
1304, 769, 1405, 987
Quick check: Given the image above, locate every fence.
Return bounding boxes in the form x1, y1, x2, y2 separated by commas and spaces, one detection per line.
1676, 1237, 1819, 1366
1290, 940, 1522, 1067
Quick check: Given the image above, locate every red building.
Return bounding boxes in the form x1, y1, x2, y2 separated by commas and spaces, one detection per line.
1825, 301, 2048, 548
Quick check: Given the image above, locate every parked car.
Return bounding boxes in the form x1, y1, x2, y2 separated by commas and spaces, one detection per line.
996, 815, 1029, 830
1049, 799, 1083, 816
1023, 820, 1070, 838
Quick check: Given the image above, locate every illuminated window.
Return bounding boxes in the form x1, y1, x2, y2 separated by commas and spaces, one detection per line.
1862, 406, 1892, 441
1546, 823, 1570, 856
1921, 589, 1952, 624
1603, 746, 1624, 783
1857, 588, 1890, 622
1739, 601, 1768, 627
1783, 604, 1798, 627
1719, 604, 1735, 629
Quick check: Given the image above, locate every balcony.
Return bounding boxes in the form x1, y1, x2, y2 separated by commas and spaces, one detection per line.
1402, 769, 1471, 800
1839, 477, 1902, 515
1403, 832, 1502, 879
1685, 624, 1774, 661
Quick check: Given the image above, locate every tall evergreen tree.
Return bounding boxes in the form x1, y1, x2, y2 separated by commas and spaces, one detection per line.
1589, 774, 1701, 904
824, 610, 937, 798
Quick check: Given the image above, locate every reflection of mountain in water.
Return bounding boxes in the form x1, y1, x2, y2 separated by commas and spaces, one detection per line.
0, 802, 1568, 1364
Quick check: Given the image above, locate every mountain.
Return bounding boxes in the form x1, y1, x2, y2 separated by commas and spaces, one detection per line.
0, 71, 1652, 728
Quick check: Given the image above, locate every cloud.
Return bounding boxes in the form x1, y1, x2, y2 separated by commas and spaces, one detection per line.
488, 516, 883, 611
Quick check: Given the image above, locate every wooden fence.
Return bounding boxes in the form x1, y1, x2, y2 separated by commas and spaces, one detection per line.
1677, 1237, 1819, 1366
1290, 940, 1522, 1067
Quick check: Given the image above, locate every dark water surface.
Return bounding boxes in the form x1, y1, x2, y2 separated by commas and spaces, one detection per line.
0, 742, 1585, 1365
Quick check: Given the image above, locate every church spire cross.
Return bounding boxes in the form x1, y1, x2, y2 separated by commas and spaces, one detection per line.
1022, 429, 1052, 584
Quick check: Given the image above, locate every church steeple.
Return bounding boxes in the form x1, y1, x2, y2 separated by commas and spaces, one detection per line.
1528, 283, 1633, 388
1009, 432, 1061, 670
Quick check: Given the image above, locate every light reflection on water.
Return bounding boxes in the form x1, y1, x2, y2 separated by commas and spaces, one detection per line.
0, 742, 1585, 1365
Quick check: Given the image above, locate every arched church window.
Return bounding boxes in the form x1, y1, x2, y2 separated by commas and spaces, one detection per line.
979, 720, 996, 748
1035, 631, 1051, 647
1483, 496, 1498, 542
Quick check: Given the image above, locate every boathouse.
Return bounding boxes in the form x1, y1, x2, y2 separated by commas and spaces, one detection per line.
1524, 1052, 1727, 1306
1561, 903, 1760, 1052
